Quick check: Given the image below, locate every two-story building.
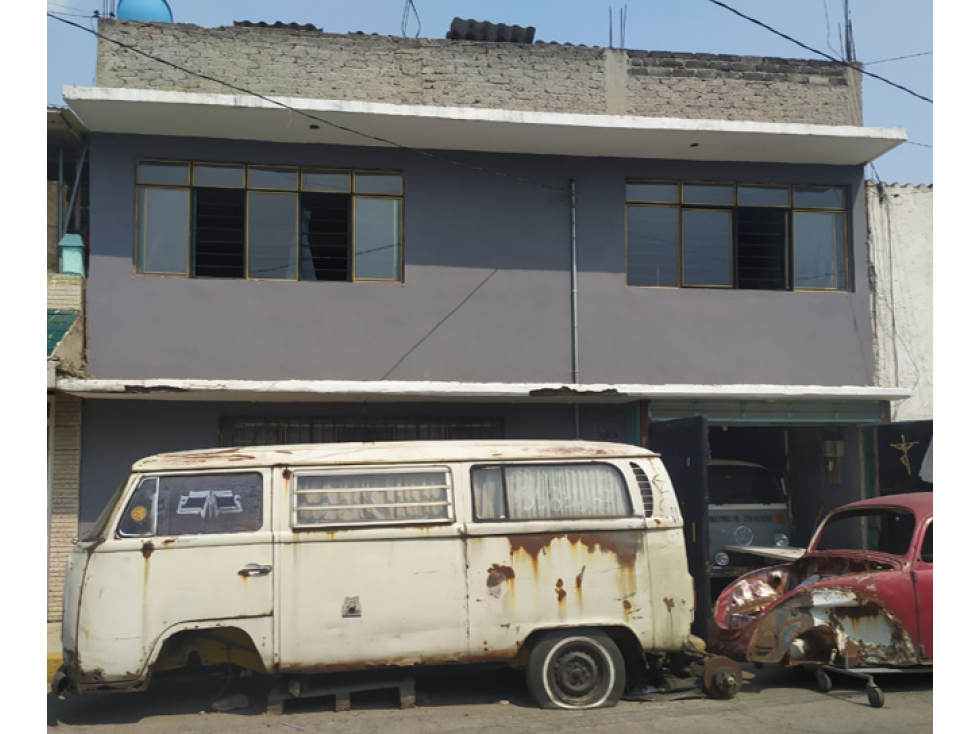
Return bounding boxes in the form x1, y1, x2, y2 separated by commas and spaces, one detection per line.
50, 16, 911, 622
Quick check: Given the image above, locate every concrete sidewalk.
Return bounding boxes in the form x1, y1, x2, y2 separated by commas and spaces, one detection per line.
48, 622, 62, 682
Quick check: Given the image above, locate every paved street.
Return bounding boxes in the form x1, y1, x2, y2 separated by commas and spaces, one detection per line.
48, 664, 932, 734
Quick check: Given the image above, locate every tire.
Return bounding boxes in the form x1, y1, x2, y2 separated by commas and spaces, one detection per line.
815, 669, 833, 693
525, 630, 626, 710
867, 685, 885, 708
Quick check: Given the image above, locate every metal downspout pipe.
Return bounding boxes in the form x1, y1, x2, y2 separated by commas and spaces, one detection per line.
571, 180, 580, 439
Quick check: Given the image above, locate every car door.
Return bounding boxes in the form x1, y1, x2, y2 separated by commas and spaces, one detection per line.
77, 469, 275, 680
274, 464, 470, 672
912, 519, 933, 660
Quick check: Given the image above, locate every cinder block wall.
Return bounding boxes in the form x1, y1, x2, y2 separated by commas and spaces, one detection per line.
96, 20, 861, 125
49, 395, 82, 621
47, 274, 85, 311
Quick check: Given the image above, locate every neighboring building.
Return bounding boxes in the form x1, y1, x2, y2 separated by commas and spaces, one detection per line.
47, 106, 89, 621
54, 17, 911, 626
867, 182, 933, 493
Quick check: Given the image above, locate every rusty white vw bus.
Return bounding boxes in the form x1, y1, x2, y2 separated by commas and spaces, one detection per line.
56, 441, 698, 710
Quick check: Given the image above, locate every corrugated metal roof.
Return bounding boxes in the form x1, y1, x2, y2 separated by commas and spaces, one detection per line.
48, 309, 79, 357
233, 20, 322, 32
446, 18, 535, 44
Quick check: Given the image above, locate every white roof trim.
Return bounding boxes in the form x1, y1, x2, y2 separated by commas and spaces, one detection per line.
63, 86, 906, 165
55, 378, 911, 403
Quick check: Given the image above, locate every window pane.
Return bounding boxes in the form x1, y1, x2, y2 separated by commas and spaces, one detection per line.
194, 164, 245, 188
682, 209, 731, 286
138, 187, 189, 274
738, 185, 790, 207
247, 192, 298, 280
794, 186, 845, 209
473, 467, 506, 520
137, 161, 190, 186
626, 182, 678, 203
118, 477, 158, 537
736, 208, 787, 290
354, 172, 403, 195
920, 524, 932, 564
295, 471, 451, 526
354, 197, 402, 281
299, 192, 350, 281
194, 188, 246, 278
249, 166, 299, 191
683, 184, 734, 206
303, 169, 351, 193
158, 473, 263, 536
816, 510, 914, 555
627, 205, 678, 287
794, 211, 846, 290
503, 464, 631, 520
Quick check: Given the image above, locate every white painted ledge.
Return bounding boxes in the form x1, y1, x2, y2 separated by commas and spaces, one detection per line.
55, 377, 911, 403
64, 86, 905, 165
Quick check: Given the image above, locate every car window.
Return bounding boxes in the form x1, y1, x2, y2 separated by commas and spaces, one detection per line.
118, 473, 264, 537
293, 469, 452, 527
472, 463, 632, 521
708, 464, 783, 505
919, 523, 932, 564
815, 508, 915, 556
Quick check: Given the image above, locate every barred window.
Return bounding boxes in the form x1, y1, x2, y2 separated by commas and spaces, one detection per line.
293, 469, 452, 528
219, 417, 504, 446
626, 181, 847, 292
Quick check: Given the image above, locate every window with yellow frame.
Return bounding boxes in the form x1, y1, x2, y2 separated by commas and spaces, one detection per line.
625, 181, 847, 292
134, 160, 404, 283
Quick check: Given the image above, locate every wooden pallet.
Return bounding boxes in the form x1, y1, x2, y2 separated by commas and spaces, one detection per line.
266, 673, 416, 714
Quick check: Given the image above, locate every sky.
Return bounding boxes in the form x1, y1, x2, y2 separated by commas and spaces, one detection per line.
46, 1, 933, 183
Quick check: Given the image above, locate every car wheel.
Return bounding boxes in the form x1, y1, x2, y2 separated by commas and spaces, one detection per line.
525, 630, 626, 710
867, 685, 885, 708
815, 668, 833, 693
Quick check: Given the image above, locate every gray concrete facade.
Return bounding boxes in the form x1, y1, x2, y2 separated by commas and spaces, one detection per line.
87, 134, 873, 387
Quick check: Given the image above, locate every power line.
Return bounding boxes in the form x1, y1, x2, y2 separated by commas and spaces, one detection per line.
48, 2, 95, 15
47, 9, 96, 18
704, 0, 933, 104
906, 141, 933, 149
864, 51, 932, 66
47, 13, 564, 193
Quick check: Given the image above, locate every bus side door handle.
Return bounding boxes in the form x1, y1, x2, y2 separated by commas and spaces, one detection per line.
239, 564, 272, 577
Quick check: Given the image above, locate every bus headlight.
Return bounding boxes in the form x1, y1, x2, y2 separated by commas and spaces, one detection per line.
715, 552, 730, 567
773, 534, 789, 547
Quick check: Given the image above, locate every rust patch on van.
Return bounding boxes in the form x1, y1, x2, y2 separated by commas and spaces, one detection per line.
277, 646, 521, 676
575, 566, 586, 589
556, 578, 567, 602
282, 468, 293, 480
141, 541, 154, 559
622, 600, 632, 612
487, 564, 515, 588
663, 597, 675, 611
507, 532, 642, 570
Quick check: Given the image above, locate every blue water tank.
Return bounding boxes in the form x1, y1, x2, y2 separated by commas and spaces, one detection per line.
117, 0, 174, 23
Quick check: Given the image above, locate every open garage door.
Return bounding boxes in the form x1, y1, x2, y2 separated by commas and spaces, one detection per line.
647, 416, 711, 638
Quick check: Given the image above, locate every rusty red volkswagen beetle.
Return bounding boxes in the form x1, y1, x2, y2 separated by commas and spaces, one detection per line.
709, 492, 932, 707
